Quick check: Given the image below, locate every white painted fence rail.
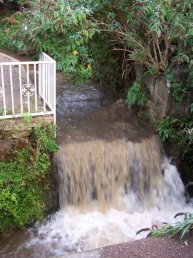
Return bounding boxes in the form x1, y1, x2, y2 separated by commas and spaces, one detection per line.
0, 52, 56, 123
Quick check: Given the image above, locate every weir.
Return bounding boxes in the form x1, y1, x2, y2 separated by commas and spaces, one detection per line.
55, 136, 163, 211
0, 73, 192, 258
38, 105, 188, 255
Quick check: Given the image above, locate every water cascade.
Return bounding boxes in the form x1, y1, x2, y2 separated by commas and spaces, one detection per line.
23, 103, 190, 257
23, 137, 189, 257
56, 137, 163, 211
1, 76, 192, 258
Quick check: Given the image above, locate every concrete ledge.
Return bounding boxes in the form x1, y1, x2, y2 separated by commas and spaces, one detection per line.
58, 236, 193, 258
58, 250, 100, 258
0, 114, 54, 139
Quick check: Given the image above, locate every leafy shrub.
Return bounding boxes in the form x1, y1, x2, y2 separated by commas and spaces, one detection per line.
97, 0, 193, 76
156, 117, 178, 141
13, 0, 98, 83
3, 0, 193, 85
5, 0, 131, 87
31, 124, 58, 153
2, 0, 193, 164
0, 124, 58, 233
156, 117, 193, 163
126, 81, 148, 107
93, 0, 193, 111
0, 11, 26, 50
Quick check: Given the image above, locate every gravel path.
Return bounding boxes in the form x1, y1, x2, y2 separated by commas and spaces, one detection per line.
60, 236, 193, 258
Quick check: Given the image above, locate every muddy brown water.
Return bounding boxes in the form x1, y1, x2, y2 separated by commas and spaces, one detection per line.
0, 70, 157, 257
1, 54, 192, 258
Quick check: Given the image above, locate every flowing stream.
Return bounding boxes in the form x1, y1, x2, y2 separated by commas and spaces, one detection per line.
1, 73, 193, 257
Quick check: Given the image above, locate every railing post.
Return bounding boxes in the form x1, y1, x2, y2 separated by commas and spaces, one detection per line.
34, 64, 38, 112
26, 64, 30, 113
53, 60, 56, 124
19, 64, 23, 115
0, 65, 6, 116
9, 65, 15, 115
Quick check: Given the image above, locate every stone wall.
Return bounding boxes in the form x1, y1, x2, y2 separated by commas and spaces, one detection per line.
144, 67, 192, 120
0, 115, 53, 160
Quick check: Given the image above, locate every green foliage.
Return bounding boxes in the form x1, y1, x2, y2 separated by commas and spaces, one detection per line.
152, 213, 193, 239
4, 0, 192, 91
1, 0, 130, 86
126, 81, 148, 107
31, 124, 58, 153
0, 24, 17, 50
22, 113, 32, 124
156, 117, 193, 163
0, 12, 26, 51
96, 0, 193, 75
156, 117, 178, 141
0, 124, 58, 233
93, 0, 193, 104
165, 69, 187, 102
2, 0, 193, 84
2, 0, 193, 163
12, 0, 98, 83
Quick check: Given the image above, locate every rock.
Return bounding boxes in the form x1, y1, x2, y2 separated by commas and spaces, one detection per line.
144, 69, 193, 120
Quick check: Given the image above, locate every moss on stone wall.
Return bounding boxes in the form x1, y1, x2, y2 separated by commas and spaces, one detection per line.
0, 122, 58, 234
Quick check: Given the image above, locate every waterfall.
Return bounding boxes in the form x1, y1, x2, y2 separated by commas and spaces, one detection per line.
55, 136, 164, 211
3, 78, 192, 258
21, 136, 190, 257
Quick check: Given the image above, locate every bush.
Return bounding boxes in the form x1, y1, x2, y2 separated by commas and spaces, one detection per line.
6, 0, 130, 86
0, 11, 26, 50
0, 124, 58, 233
126, 81, 148, 107
12, 0, 98, 83
155, 117, 193, 164
2, 0, 193, 163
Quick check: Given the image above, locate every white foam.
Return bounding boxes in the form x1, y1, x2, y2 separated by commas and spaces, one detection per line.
22, 159, 193, 257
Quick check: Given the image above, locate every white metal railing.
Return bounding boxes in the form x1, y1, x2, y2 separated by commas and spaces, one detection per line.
0, 52, 56, 123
